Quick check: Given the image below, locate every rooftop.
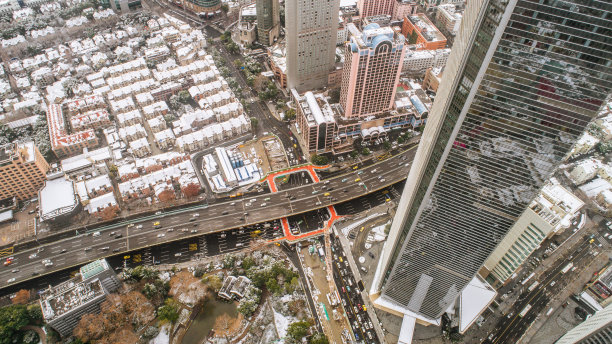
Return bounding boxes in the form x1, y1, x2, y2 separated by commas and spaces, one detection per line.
407, 13, 446, 42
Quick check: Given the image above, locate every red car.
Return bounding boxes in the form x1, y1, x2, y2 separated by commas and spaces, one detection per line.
4, 257, 14, 266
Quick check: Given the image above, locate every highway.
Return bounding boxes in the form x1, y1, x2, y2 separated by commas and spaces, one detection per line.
0, 144, 417, 290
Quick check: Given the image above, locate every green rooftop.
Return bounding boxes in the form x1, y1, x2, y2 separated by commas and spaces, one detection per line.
80, 259, 107, 280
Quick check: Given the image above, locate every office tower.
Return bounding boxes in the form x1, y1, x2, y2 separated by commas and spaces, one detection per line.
182, 0, 221, 17
556, 304, 612, 344
372, 0, 612, 328
285, 0, 340, 92
340, 23, 405, 117
0, 141, 50, 201
256, 0, 280, 46
358, 0, 395, 18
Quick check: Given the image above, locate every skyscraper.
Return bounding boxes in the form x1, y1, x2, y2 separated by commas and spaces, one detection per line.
285, 0, 340, 92
556, 304, 612, 344
256, 0, 280, 46
358, 0, 396, 18
372, 0, 612, 328
340, 23, 405, 118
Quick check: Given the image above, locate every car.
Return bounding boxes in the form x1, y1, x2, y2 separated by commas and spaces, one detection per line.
101, 247, 110, 251
315, 201, 322, 205
230, 202, 236, 206
60, 249, 67, 253
182, 228, 190, 232
136, 224, 143, 229
192, 213, 200, 218
312, 190, 319, 194
175, 253, 182, 257
7, 278, 15, 283
368, 252, 375, 259
127, 224, 134, 228
550, 281, 556, 286
380, 178, 386, 182
324, 192, 331, 197
367, 332, 373, 340
361, 266, 368, 273
155, 211, 163, 215
110, 232, 115, 236
362, 305, 367, 311
220, 233, 226, 238
93, 231, 101, 237
355, 178, 361, 182
84, 247, 91, 251
353, 306, 359, 314
189, 217, 196, 222
113, 248, 120, 253
157, 234, 165, 238
191, 229, 198, 233
153, 221, 161, 227
341, 178, 348, 182
28, 253, 37, 259
115, 234, 123, 239
261, 203, 267, 207
11, 269, 19, 273
222, 211, 229, 215
42, 259, 53, 267
31, 272, 39, 276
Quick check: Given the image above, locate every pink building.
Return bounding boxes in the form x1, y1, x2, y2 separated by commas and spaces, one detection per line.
358, 0, 395, 18
393, 0, 417, 20
340, 23, 405, 118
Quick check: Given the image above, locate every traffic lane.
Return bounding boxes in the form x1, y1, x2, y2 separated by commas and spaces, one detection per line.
489, 239, 594, 344
1, 148, 416, 286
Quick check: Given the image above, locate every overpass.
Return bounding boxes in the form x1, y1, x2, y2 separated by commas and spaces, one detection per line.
0, 144, 417, 290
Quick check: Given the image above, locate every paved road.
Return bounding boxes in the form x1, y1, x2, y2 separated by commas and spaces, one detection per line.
484, 237, 600, 344
0, 145, 417, 290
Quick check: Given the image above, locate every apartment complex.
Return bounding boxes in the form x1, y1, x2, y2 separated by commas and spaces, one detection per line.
256, 0, 280, 46
556, 304, 612, 344
373, 0, 612, 338
436, 4, 462, 36
482, 181, 584, 288
357, 0, 395, 18
340, 23, 405, 118
294, 91, 337, 153
47, 104, 99, 158
285, 0, 340, 92
0, 141, 50, 201
41, 259, 121, 337
401, 13, 447, 50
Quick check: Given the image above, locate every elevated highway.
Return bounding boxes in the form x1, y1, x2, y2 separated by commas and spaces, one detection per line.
0, 144, 417, 290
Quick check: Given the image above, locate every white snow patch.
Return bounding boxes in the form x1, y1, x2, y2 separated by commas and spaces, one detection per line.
273, 310, 294, 339
149, 324, 170, 344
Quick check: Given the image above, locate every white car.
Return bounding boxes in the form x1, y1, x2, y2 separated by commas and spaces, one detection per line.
136, 224, 143, 229
7, 278, 15, 283
157, 233, 165, 238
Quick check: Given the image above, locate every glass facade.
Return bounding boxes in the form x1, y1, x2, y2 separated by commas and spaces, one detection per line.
381, 0, 612, 320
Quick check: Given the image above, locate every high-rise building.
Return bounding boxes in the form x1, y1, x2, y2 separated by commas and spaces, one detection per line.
340, 23, 405, 118
556, 304, 612, 344
256, 0, 280, 46
372, 0, 612, 334
182, 0, 221, 17
285, 0, 340, 92
0, 141, 50, 201
358, 0, 396, 18
41, 259, 121, 337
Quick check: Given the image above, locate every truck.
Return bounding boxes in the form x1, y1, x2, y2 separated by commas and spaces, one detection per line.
521, 272, 536, 285
561, 262, 574, 274
519, 304, 532, 317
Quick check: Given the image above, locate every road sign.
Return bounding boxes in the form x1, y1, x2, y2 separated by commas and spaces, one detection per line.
189, 243, 198, 251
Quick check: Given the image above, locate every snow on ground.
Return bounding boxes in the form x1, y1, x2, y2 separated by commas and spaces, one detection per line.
340, 213, 385, 237
280, 294, 294, 303
369, 222, 389, 242
273, 309, 294, 339
149, 325, 170, 344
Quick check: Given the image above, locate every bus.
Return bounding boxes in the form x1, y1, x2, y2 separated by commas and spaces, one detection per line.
546, 307, 554, 316
528, 281, 540, 292
561, 262, 574, 274
519, 304, 532, 317
521, 272, 536, 285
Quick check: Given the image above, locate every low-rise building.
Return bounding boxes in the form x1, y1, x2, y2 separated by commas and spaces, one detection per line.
39, 172, 82, 223
47, 104, 99, 158
402, 48, 451, 76
129, 137, 152, 158
481, 179, 584, 288
401, 13, 447, 50
570, 159, 602, 185
435, 4, 462, 36
422, 67, 443, 92
70, 110, 112, 130
41, 259, 121, 337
